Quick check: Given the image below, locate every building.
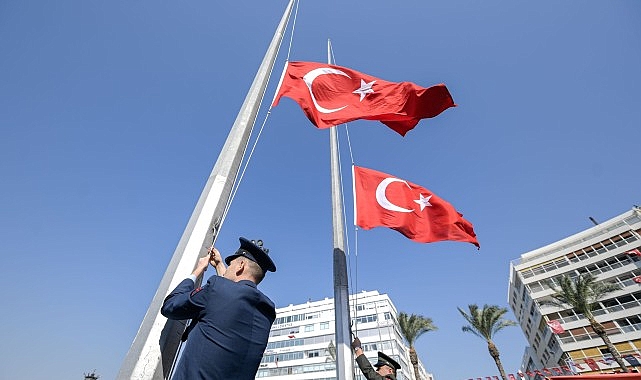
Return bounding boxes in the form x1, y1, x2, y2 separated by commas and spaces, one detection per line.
508, 207, 641, 374
255, 290, 433, 380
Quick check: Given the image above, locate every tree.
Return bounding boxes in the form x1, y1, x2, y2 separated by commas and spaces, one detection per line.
458, 304, 516, 380
398, 312, 437, 380
543, 273, 628, 372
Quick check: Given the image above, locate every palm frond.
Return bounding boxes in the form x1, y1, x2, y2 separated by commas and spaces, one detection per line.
544, 274, 621, 318
458, 304, 515, 341
398, 312, 437, 346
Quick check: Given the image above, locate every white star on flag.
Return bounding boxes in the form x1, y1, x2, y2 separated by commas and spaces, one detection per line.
414, 194, 432, 211
353, 79, 376, 101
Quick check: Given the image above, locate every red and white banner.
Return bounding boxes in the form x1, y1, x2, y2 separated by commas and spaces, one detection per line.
625, 247, 641, 256
546, 319, 565, 334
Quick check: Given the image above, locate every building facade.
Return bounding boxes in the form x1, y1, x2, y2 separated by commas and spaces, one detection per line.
508, 207, 641, 374
255, 290, 432, 380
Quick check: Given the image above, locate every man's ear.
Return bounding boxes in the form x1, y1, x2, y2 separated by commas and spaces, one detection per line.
236, 258, 245, 275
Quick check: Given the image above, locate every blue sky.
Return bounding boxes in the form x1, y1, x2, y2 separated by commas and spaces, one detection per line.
1, 1, 640, 379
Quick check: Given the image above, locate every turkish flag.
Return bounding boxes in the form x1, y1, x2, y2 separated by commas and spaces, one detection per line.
633, 276, 641, 284
625, 248, 641, 256
272, 61, 455, 136
547, 319, 565, 334
353, 165, 479, 248
584, 358, 600, 371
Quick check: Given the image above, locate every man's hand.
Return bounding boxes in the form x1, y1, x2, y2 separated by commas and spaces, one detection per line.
208, 246, 227, 276
209, 247, 223, 266
191, 255, 211, 278
351, 337, 361, 350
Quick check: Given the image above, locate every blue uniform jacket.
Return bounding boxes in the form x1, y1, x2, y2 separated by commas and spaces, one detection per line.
161, 275, 276, 380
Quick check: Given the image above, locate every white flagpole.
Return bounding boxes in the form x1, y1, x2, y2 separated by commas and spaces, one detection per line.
328, 39, 355, 380
117, 1, 296, 378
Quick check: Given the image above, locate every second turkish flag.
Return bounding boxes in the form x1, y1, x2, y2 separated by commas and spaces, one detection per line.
353, 165, 479, 248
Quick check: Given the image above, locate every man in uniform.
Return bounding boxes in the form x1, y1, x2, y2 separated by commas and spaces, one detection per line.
351, 337, 402, 380
161, 237, 276, 380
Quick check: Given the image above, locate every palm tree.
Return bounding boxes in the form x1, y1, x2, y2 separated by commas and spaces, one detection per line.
458, 304, 516, 380
543, 273, 628, 372
397, 312, 437, 380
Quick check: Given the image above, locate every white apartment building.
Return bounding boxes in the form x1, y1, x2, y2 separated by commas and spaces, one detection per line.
508, 207, 641, 374
255, 290, 433, 380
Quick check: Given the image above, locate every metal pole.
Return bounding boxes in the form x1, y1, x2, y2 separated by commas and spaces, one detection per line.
328, 39, 355, 380
117, 1, 295, 378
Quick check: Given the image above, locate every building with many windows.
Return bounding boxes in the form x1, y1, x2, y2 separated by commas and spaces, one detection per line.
255, 290, 432, 380
508, 207, 641, 374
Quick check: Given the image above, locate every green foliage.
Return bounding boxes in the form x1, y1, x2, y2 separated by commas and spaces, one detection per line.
457, 304, 516, 341
543, 273, 621, 319
397, 312, 437, 346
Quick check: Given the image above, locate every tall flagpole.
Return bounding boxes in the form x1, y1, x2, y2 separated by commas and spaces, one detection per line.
328, 39, 355, 380
117, 1, 295, 378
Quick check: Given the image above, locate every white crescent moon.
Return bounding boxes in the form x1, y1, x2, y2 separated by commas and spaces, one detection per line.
375, 178, 413, 213
302, 67, 350, 114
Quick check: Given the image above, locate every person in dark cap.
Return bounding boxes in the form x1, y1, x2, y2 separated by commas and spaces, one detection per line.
351, 337, 401, 380
161, 237, 276, 380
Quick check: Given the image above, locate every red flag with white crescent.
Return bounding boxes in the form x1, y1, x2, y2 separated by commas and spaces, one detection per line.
353, 165, 479, 248
272, 61, 455, 136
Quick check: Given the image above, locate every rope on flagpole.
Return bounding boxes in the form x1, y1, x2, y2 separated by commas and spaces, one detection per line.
211, 0, 302, 250
169, 1, 301, 375
341, 104, 359, 336
329, 41, 377, 344
285, 0, 300, 62
335, 118, 358, 325
328, 42, 358, 337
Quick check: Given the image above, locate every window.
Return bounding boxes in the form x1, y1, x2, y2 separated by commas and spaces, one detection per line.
530, 282, 544, 293
547, 336, 558, 350
320, 322, 329, 330
274, 313, 306, 325
304, 324, 314, 332
617, 315, 641, 328
353, 314, 378, 324
306, 350, 321, 358
269, 326, 300, 337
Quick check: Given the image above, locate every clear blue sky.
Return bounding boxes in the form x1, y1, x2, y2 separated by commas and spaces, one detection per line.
1, 1, 640, 379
